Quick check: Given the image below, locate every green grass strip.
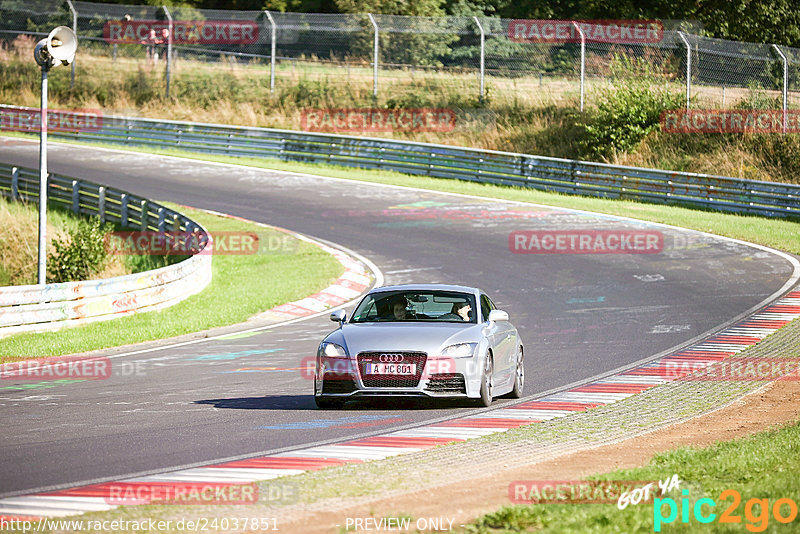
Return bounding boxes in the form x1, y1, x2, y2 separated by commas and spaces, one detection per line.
0, 202, 343, 360
467, 418, 800, 533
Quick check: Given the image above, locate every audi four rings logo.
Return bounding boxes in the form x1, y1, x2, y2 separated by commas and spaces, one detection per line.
379, 354, 404, 362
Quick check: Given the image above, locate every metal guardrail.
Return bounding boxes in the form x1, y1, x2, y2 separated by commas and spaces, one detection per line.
2, 106, 795, 219
0, 162, 212, 338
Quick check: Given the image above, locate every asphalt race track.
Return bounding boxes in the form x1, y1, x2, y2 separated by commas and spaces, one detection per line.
0, 137, 796, 497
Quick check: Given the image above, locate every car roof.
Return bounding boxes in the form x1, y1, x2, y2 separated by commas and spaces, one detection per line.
368, 284, 481, 295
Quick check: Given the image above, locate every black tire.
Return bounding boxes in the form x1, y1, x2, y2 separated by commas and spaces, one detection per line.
509, 346, 524, 399
315, 396, 345, 409
476, 353, 493, 407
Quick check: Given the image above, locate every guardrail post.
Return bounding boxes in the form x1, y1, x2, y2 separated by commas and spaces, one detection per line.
140, 199, 148, 230
473, 17, 485, 103
71, 179, 80, 214
265, 11, 277, 93
571, 21, 585, 112
772, 44, 789, 134
120, 193, 128, 227
158, 207, 165, 232
367, 13, 379, 98
677, 32, 691, 110
162, 6, 173, 99
11, 167, 19, 200
98, 186, 106, 222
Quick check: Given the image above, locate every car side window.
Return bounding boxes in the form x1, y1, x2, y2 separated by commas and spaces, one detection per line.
480, 294, 493, 322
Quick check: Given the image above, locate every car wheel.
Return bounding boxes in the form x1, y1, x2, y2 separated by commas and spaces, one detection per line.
315, 396, 345, 409
509, 346, 524, 398
476, 353, 493, 407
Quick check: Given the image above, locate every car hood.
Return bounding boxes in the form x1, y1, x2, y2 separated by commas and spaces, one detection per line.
326, 322, 482, 357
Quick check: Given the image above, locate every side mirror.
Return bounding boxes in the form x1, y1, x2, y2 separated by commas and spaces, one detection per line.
330, 310, 346, 324
488, 310, 509, 323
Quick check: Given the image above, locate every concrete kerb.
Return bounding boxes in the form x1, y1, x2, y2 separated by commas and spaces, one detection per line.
0, 207, 382, 374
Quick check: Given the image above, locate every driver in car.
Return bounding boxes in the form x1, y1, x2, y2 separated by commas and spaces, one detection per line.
391, 298, 413, 320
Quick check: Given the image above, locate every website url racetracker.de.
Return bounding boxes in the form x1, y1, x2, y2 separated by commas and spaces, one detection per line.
0, 517, 279, 532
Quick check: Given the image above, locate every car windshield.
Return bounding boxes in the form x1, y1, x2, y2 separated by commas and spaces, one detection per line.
350, 290, 477, 323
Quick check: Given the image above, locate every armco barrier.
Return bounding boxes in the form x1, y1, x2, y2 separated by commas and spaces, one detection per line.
3, 105, 799, 219
0, 162, 212, 337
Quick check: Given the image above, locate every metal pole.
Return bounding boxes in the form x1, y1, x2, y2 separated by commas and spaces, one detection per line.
473, 16, 485, 103
367, 13, 378, 98
163, 6, 173, 99
677, 31, 691, 110
772, 44, 788, 134
265, 11, 276, 92
67, 0, 77, 89
571, 21, 585, 112
38, 67, 49, 285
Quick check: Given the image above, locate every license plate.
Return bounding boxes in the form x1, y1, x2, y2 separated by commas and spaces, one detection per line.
366, 363, 416, 375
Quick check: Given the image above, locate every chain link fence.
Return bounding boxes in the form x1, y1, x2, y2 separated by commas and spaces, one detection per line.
2, 1, 799, 115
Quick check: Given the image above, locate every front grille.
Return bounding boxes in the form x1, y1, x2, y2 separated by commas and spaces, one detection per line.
425, 373, 467, 393
322, 376, 357, 394
357, 352, 427, 388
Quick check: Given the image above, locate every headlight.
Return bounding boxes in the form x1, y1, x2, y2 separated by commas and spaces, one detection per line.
318, 342, 347, 358
441, 342, 477, 358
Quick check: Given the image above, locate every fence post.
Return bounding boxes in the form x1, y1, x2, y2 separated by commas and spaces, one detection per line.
98, 186, 106, 222
162, 6, 173, 99
66, 0, 77, 89
772, 44, 789, 134
265, 11, 277, 93
120, 193, 128, 227
71, 180, 80, 213
11, 167, 19, 200
677, 32, 691, 110
473, 16, 485, 103
140, 199, 148, 230
571, 21, 585, 112
367, 13, 379, 98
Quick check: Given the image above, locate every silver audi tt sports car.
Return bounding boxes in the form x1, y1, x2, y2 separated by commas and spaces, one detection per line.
314, 284, 524, 409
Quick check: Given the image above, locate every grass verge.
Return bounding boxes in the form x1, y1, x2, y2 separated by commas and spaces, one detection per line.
4, 39, 800, 184
0, 202, 344, 360
466, 418, 800, 533
0, 195, 76, 286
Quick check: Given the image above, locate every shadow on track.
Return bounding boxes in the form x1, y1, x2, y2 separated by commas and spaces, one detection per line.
194, 395, 480, 411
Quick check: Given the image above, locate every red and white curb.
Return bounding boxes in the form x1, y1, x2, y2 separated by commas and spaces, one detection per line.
197, 209, 373, 321
2, 290, 798, 520
254, 239, 371, 322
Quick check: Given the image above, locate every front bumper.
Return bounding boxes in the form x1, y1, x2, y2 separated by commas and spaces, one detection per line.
315, 354, 483, 398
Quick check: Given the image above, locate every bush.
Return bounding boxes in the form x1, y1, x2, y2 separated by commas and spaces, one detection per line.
47, 218, 112, 283
735, 83, 782, 110
579, 83, 685, 160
